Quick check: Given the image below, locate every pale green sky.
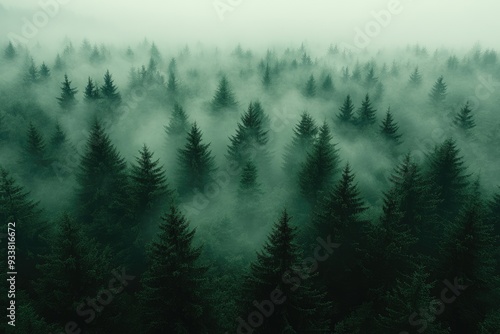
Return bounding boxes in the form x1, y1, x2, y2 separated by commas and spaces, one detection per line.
1, 0, 499, 49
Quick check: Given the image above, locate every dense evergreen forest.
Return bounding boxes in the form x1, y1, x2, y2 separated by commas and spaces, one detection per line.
0, 40, 499, 333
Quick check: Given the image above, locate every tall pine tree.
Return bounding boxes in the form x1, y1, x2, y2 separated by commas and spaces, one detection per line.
240, 209, 332, 333
57, 74, 78, 111
139, 206, 215, 333
177, 123, 216, 196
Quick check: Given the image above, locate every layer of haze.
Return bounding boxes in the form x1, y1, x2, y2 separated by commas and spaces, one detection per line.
1, 0, 500, 49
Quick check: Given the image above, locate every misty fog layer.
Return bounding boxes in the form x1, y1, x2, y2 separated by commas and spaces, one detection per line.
1, 1, 500, 333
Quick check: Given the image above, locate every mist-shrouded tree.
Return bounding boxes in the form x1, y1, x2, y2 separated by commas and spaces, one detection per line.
429, 75, 447, 106
282, 111, 318, 178
426, 138, 470, 221
240, 209, 332, 333
380, 107, 402, 143
454, 101, 476, 132
375, 267, 449, 333
84, 77, 100, 101
352, 62, 362, 82
438, 182, 499, 333
24, 57, 39, 84
25, 121, 47, 165
298, 121, 340, 204
341, 66, 350, 82
50, 123, 65, 149
33, 214, 111, 324
39, 62, 50, 80
139, 206, 215, 334
322, 73, 334, 93
76, 119, 130, 246
356, 94, 377, 127
130, 144, 173, 219
57, 74, 78, 111
167, 70, 178, 94
337, 94, 355, 123
53, 53, 65, 71
238, 160, 261, 199
165, 103, 190, 139
100, 69, 122, 106
177, 122, 216, 196
4, 41, 16, 60
262, 62, 271, 89
226, 102, 269, 168
364, 67, 378, 88
409, 66, 422, 86
211, 75, 238, 111
304, 74, 317, 97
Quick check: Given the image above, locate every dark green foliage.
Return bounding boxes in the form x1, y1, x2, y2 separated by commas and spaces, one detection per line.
362, 188, 418, 298
139, 206, 215, 333
429, 75, 447, 106
380, 107, 402, 143
0, 168, 47, 288
165, 103, 190, 137
283, 111, 318, 177
304, 74, 316, 97
4, 41, 16, 59
130, 145, 172, 217
409, 66, 422, 86
356, 94, 377, 127
76, 120, 130, 245
240, 210, 332, 333
84, 77, 100, 101
226, 102, 269, 167
488, 190, 500, 236
438, 182, 499, 333
33, 214, 111, 322
426, 138, 470, 221
100, 69, 122, 104
24, 122, 48, 171
387, 154, 438, 249
375, 267, 449, 333
337, 94, 355, 123
299, 122, 340, 204
177, 123, 216, 196
57, 74, 78, 110
211, 75, 238, 111
314, 163, 367, 241
454, 101, 476, 131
